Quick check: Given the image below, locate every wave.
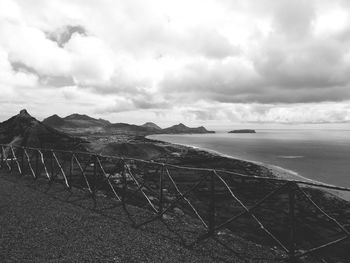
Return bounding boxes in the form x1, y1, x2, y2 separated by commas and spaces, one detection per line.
277, 155, 304, 159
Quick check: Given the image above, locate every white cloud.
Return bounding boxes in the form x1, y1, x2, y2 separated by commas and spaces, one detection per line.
1, 0, 350, 125
0, 0, 21, 22
0, 21, 72, 76
0, 46, 38, 94
65, 34, 115, 85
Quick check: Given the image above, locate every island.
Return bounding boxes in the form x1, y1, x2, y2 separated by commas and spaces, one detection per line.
229, 129, 256, 133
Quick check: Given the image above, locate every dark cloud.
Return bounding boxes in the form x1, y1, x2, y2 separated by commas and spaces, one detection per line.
11, 61, 74, 87
11, 61, 37, 74
47, 25, 86, 47
254, 39, 350, 88
127, 27, 237, 59
186, 110, 218, 121
40, 75, 75, 87
160, 26, 350, 105
183, 27, 239, 59
132, 96, 169, 110
160, 59, 260, 103
217, 86, 350, 104
94, 92, 170, 114
272, 0, 315, 38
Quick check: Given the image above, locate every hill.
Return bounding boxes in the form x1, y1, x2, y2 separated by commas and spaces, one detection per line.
43, 113, 110, 128
162, 123, 214, 134
42, 114, 65, 127
141, 122, 162, 130
0, 109, 85, 150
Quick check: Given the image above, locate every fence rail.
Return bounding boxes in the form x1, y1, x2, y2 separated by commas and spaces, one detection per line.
0, 143, 349, 262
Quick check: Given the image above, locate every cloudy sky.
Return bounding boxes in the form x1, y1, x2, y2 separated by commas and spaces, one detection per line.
1, 0, 350, 129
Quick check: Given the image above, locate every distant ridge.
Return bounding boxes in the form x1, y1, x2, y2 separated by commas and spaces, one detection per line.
43, 113, 110, 128
42, 112, 214, 135
106, 122, 214, 135
162, 123, 214, 134
0, 110, 85, 150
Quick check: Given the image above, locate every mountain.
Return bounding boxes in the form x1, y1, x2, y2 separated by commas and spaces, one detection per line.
64, 113, 110, 127
141, 122, 162, 130
43, 113, 110, 128
42, 114, 65, 127
162, 123, 215, 134
0, 109, 86, 150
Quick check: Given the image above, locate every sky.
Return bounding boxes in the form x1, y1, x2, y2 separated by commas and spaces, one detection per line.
1, 0, 350, 129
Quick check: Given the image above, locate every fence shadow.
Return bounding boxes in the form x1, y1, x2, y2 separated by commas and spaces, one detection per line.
1, 144, 349, 263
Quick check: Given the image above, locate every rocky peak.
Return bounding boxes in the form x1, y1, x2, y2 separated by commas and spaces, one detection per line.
0, 110, 86, 149
18, 109, 31, 117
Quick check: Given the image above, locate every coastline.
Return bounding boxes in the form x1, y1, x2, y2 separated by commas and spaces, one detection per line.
147, 134, 305, 181
147, 134, 350, 201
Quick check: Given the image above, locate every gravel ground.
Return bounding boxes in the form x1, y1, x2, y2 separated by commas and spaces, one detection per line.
0, 172, 286, 263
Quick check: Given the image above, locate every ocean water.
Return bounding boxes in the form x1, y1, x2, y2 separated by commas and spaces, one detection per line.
149, 130, 350, 189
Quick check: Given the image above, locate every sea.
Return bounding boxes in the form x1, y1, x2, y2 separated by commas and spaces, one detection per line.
148, 129, 350, 194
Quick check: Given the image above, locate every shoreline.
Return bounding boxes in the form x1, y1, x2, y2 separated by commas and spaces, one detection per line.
147, 134, 350, 201
147, 134, 307, 181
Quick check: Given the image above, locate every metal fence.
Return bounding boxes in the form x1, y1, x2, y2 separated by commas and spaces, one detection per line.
0, 144, 349, 262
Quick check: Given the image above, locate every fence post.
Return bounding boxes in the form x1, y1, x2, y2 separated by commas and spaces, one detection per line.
50, 150, 54, 182
10, 148, 13, 173
158, 165, 164, 217
208, 170, 216, 235
0, 146, 4, 169
11, 147, 21, 175
21, 147, 25, 175
2, 147, 4, 169
288, 182, 297, 263
35, 150, 39, 179
69, 152, 73, 188
93, 154, 98, 195
121, 159, 128, 207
